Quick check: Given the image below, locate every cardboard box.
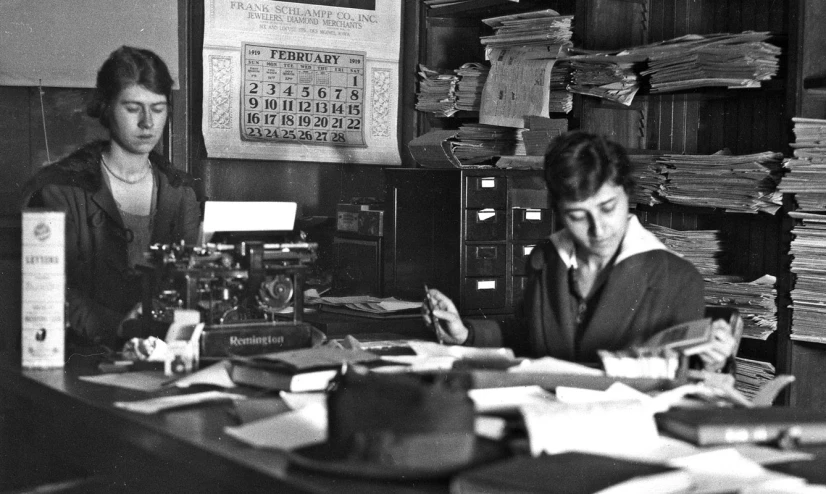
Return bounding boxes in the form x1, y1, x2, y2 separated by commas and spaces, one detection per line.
21, 210, 65, 368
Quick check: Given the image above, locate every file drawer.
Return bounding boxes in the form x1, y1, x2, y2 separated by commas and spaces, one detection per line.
465, 175, 507, 208
462, 277, 506, 310
465, 244, 506, 277
512, 243, 538, 275
512, 208, 553, 240
465, 209, 506, 241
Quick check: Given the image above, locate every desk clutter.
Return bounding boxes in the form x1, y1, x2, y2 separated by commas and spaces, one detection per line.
91, 321, 826, 492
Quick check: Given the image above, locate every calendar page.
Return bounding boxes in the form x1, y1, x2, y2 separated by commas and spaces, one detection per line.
242, 44, 366, 146
202, 1, 401, 165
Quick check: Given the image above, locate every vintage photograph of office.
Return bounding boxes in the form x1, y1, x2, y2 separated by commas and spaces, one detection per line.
3, 0, 826, 492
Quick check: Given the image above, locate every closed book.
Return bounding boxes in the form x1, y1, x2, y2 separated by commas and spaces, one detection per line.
450, 452, 692, 494
200, 322, 319, 358
229, 363, 338, 392
655, 407, 826, 446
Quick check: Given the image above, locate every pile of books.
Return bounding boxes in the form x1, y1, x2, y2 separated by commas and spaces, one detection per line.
631, 31, 781, 93
415, 65, 459, 117
657, 151, 785, 214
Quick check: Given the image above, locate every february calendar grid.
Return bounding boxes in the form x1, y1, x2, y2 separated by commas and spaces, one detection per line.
241, 43, 367, 146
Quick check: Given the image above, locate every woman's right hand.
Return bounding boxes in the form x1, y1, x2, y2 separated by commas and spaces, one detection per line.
423, 288, 469, 345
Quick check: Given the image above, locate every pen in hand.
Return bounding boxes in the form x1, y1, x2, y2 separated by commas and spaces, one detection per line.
424, 284, 444, 344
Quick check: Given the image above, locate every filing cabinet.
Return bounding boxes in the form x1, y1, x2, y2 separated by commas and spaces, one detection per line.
383, 169, 556, 316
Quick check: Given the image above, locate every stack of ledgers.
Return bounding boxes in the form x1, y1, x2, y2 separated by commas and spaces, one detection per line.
656, 151, 785, 214
778, 117, 826, 343
630, 31, 781, 93
415, 65, 459, 117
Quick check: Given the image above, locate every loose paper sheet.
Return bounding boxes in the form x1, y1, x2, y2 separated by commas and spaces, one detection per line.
202, 1, 401, 164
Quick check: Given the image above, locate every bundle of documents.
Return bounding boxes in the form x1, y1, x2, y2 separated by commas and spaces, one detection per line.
778, 117, 826, 211
308, 295, 421, 317
704, 275, 778, 340
627, 151, 665, 207
646, 224, 727, 276
455, 62, 490, 112
549, 62, 574, 113
566, 52, 641, 106
733, 357, 776, 402
657, 151, 785, 214
787, 211, 826, 343
415, 65, 459, 117
479, 10, 573, 128
450, 123, 520, 166
480, 10, 573, 49
630, 31, 781, 93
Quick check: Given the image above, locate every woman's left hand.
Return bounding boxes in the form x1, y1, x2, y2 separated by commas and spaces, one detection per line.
697, 323, 737, 372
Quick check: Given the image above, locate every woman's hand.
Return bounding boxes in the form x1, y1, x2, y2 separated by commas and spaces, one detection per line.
422, 288, 469, 345
697, 321, 738, 372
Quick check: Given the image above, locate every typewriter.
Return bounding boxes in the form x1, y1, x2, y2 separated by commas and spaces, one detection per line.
138, 202, 324, 358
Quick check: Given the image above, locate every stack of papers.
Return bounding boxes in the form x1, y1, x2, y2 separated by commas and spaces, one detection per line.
566, 52, 641, 106
455, 62, 489, 112
451, 123, 520, 166
646, 224, 727, 276
657, 151, 785, 214
787, 212, 826, 343
627, 151, 665, 207
480, 10, 573, 49
631, 31, 781, 93
415, 65, 459, 117
309, 295, 421, 317
778, 117, 826, 211
733, 357, 776, 402
704, 275, 777, 340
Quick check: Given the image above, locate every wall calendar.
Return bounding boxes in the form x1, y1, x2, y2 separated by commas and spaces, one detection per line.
242, 44, 366, 147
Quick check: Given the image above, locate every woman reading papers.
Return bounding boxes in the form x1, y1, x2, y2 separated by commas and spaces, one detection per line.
424, 131, 734, 370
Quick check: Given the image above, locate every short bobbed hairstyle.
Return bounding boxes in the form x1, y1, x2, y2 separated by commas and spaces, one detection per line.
543, 131, 635, 207
86, 45, 174, 128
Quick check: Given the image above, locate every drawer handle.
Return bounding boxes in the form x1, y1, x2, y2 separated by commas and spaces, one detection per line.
476, 280, 497, 290
475, 246, 498, 259
476, 209, 497, 222
525, 209, 543, 221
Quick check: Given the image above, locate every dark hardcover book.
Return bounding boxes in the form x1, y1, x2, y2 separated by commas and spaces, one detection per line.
200, 322, 318, 358
655, 407, 826, 446
450, 451, 692, 494
229, 363, 338, 392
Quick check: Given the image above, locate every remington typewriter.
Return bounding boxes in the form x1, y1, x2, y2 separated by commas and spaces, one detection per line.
138, 202, 324, 358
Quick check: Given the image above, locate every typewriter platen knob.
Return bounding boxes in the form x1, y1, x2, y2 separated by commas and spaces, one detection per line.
258, 274, 294, 310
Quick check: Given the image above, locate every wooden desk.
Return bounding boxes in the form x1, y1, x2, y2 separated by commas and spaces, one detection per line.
0, 351, 444, 493
3, 349, 826, 493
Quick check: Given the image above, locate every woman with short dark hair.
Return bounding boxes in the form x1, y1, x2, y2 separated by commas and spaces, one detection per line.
425, 131, 734, 369
22, 46, 201, 350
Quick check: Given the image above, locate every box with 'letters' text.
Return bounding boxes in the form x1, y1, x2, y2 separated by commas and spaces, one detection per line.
21, 210, 65, 368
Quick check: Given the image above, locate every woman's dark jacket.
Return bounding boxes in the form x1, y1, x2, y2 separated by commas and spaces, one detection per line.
21, 141, 201, 347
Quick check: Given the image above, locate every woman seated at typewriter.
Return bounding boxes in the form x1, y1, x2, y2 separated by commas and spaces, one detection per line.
22, 46, 201, 350
424, 131, 735, 371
